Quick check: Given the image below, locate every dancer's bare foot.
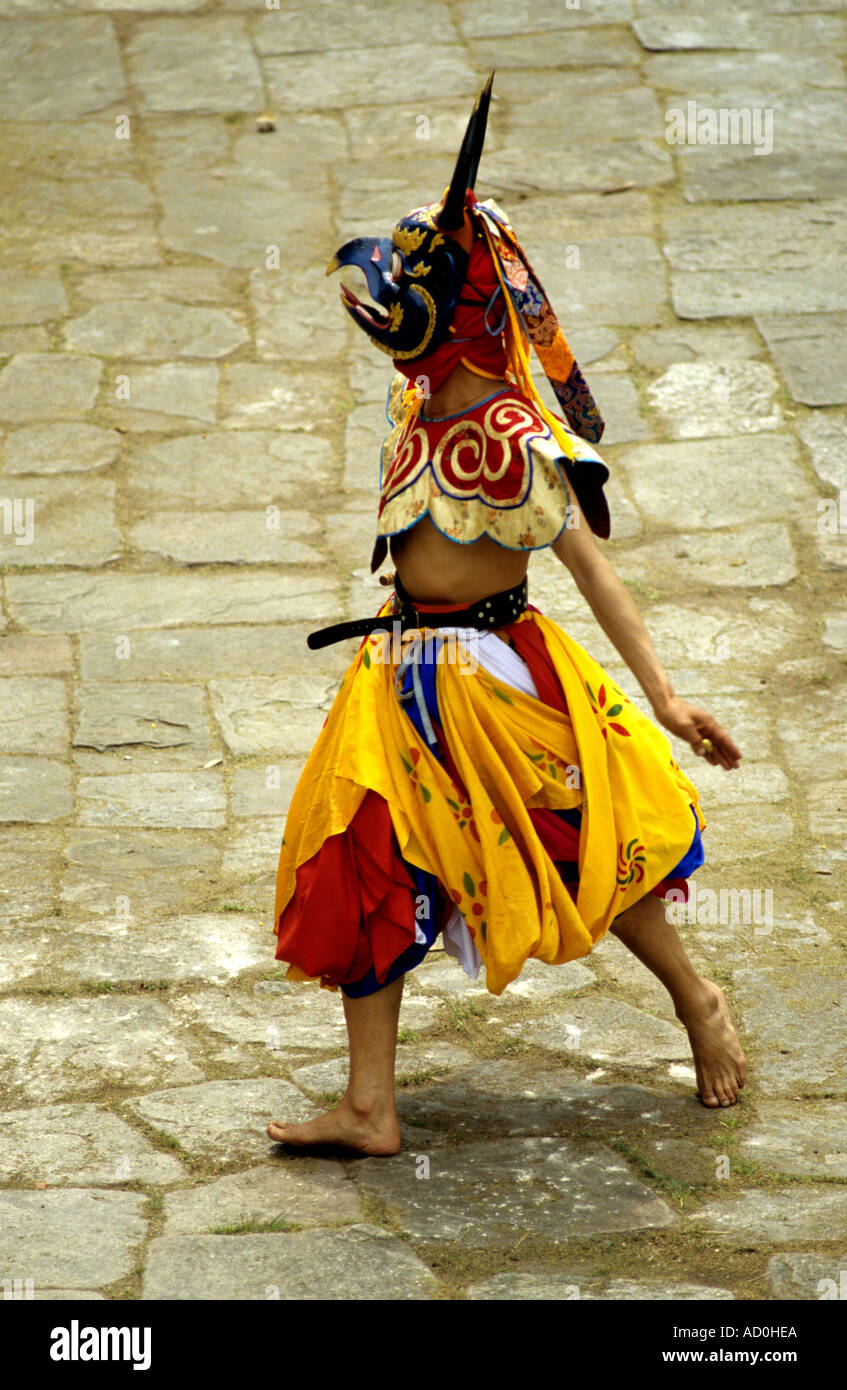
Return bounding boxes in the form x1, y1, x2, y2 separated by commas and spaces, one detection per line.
676, 979, 747, 1107
267, 1093, 402, 1156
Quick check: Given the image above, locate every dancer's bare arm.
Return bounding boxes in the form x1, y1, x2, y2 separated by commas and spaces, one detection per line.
551, 499, 741, 770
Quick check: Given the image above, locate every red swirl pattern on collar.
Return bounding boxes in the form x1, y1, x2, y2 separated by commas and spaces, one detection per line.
380, 392, 548, 515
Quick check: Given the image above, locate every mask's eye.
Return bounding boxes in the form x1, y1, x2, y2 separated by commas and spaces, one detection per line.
390, 250, 403, 281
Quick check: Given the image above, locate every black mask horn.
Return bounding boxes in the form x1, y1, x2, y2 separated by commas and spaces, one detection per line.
438, 69, 494, 232
326, 72, 495, 362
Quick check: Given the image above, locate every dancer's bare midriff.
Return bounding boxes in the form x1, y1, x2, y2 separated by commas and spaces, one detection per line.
390, 513, 529, 607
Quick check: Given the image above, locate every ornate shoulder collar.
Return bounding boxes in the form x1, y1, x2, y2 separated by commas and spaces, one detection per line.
375, 387, 602, 551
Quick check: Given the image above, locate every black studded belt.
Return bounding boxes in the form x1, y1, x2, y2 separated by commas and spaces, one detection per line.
306, 574, 529, 650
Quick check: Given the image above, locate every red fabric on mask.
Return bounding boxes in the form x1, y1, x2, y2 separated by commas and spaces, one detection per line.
392, 235, 509, 395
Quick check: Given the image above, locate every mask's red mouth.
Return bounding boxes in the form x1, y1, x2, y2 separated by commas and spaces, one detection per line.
339, 279, 389, 328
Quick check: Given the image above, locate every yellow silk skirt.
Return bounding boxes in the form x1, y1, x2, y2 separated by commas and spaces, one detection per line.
274, 607, 705, 997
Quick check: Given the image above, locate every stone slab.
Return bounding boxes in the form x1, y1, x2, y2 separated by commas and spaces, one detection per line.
646, 363, 782, 438
663, 201, 847, 318
585, 372, 651, 444
796, 410, 847, 491
732, 964, 847, 1095
466, 1271, 587, 1300
250, 265, 351, 363
0, 272, 67, 326
531, 235, 666, 329
264, 42, 477, 111
741, 1103, 847, 1179
125, 432, 335, 508
0, 1103, 185, 1186
623, 434, 811, 529
692, 1188, 847, 1244
158, 170, 332, 272
5, 571, 340, 632
0, 326, 49, 354
677, 147, 847, 206
208, 676, 335, 756
400, 1069, 715, 1151
173, 985, 350, 1055
74, 683, 211, 754
483, 138, 672, 198
230, 763, 311, 820
776, 685, 847, 780
0, 1189, 145, 1290
291, 1042, 476, 1100
0, 353, 102, 422
221, 819, 285, 889
0, 757, 73, 823
128, 1079, 317, 1162
77, 771, 225, 828
0, 678, 67, 754
768, 1252, 847, 1301
129, 510, 322, 565
591, 932, 678, 1021
59, 827, 221, 920
0, 827, 62, 921
644, 48, 847, 96
0, 914, 273, 991
467, 1272, 733, 1300
100, 364, 219, 427
756, 312, 847, 406
634, 13, 846, 54
79, 624, 346, 682
0, 995, 204, 1106
125, 17, 263, 113
599, 1278, 735, 1301
1, 423, 121, 475
74, 266, 233, 306
612, 523, 797, 590
506, 997, 690, 1065
354, 1135, 676, 1245
628, 323, 762, 370
142, 1225, 438, 1300
0, 17, 125, 120
0, 475, 119, 567
173, 982, 443, 1055
252, 0, 458, 53
218, 364, 339, 432
66, 301, 248, 358
161, 1162, 362, 1235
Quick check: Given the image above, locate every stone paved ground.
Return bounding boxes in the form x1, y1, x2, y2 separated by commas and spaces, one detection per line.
1, 0, 846, 1302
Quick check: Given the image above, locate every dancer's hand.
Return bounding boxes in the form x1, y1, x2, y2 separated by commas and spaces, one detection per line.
651, 695, 741, 770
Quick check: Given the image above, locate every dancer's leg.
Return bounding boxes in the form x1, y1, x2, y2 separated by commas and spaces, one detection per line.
610, 892, 747, 1107
267, 974, 404, 1153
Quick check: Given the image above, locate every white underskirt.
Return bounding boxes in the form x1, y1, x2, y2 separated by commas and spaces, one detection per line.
431, 628, 540, 981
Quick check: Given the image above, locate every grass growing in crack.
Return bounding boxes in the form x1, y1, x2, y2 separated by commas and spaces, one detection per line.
140, 1125, 187, 1156
788, 865, 813, 886
397, 1028, 420, 1044
397, 1068, 439, 1088
492, 1035, 530, 1058
76, 979, 173, 996
443, 998, 487, 1033
211, 1218, 300, 1234
610, 1138, 704, 1201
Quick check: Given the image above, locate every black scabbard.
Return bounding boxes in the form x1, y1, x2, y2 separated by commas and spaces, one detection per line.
306, 616, 397, 650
